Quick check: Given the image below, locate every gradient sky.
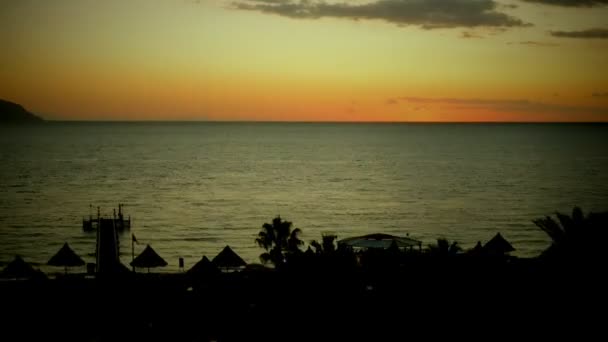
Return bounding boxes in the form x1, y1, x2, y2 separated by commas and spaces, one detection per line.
1, 0, 607, 121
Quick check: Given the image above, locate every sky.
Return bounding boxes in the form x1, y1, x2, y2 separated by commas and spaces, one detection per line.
1, 0, 607, 122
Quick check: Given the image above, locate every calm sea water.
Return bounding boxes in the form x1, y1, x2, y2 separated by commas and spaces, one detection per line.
1, 122, 607, 272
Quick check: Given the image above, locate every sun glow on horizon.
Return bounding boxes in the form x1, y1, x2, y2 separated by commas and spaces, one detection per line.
1, 0, 607, 122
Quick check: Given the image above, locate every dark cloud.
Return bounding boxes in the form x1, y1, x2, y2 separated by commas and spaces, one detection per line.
522, 0, 608, 7
593, 92, 608, 97
254, 0, 286, 2
395, 97, 532, 106
461, 31, 484, 38
501, 3, 519, 9
389, 96, 608, 116
232, 0, 529, 29
507, 40, 559, 46
550, 28, 608, 38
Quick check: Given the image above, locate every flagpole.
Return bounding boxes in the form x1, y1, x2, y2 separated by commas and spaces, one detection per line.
132, 234, 135, 272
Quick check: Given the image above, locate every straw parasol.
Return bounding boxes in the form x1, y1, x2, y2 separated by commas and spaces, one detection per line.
187, 256, 220, 276
2, 255, 39, 279
130, 244, 167, 272
483, 233, 515, 255
212, 246, 247, 269
48, 243, 85, 274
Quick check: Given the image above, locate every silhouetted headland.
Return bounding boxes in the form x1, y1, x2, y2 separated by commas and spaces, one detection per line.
0, 99, 43, 123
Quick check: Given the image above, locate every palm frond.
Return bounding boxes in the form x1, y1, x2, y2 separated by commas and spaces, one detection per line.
289, 228, 304, 245
256, 231, 274, 250
534, 207, 608, 259
276, 218, 292, 244
533, 216, 565, 243
555, 212, 574, 236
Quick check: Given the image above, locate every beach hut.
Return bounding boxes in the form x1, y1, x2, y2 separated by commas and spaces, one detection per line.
2, 255, 41, 279
130, 244, 167, 272
212, 246, 247, 270
338, 233, 422, 251
483, 233, 515, 256
48, 243, 85, 274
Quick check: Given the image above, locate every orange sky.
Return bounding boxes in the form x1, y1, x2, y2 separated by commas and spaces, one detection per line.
1, 0, 607, 121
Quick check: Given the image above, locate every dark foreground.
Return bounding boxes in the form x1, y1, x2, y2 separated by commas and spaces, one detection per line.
2, 258, 607, 341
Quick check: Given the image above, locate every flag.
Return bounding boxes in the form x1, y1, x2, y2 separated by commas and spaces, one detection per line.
132, 234, 138, 244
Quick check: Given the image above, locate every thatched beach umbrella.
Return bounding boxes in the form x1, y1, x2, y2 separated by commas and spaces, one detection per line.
2, 255, 39, 279
48, 243, 85, 274
483, 233, 515, 256
467, 241, 484, 256
212, 246, 246, 269
130, 244, 167, 272
187, 256, 220, 276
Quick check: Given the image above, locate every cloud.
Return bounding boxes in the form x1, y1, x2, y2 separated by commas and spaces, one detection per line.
232, 0, 529, 29
395, 97, 532, 106
507, 40, 559, 46
522, 0, 608, 7
461, 31, 484, 38
550, 28, 608, 38
593, 92, 608, 97
501, 3, 519, 9
388, 96, 608, 117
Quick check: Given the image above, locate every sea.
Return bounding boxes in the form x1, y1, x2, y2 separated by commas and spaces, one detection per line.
1, 122, 607, 272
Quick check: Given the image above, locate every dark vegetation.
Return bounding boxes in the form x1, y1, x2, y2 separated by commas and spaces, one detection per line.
1, 207, 607, 341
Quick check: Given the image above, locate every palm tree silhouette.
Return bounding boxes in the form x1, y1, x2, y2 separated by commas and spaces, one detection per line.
256, 215, 304, 266
533, 206, 608, 261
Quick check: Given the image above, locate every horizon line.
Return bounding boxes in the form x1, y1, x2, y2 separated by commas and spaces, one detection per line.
35, 119, 608, 124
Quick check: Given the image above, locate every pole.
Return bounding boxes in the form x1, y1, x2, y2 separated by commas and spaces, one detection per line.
132, 235, 135, 272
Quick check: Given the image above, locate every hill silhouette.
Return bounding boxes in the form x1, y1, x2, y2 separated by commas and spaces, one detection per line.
0, 99, 43, 123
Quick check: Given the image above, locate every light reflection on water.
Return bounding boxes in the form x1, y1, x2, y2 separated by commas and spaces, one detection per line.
1, 122, 607, 272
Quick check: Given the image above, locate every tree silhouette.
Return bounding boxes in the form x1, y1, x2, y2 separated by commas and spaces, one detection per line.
533, 207, 608, 262
426, 238, 462, 257
310, 234, 337, 255
256, 216, 304, 266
